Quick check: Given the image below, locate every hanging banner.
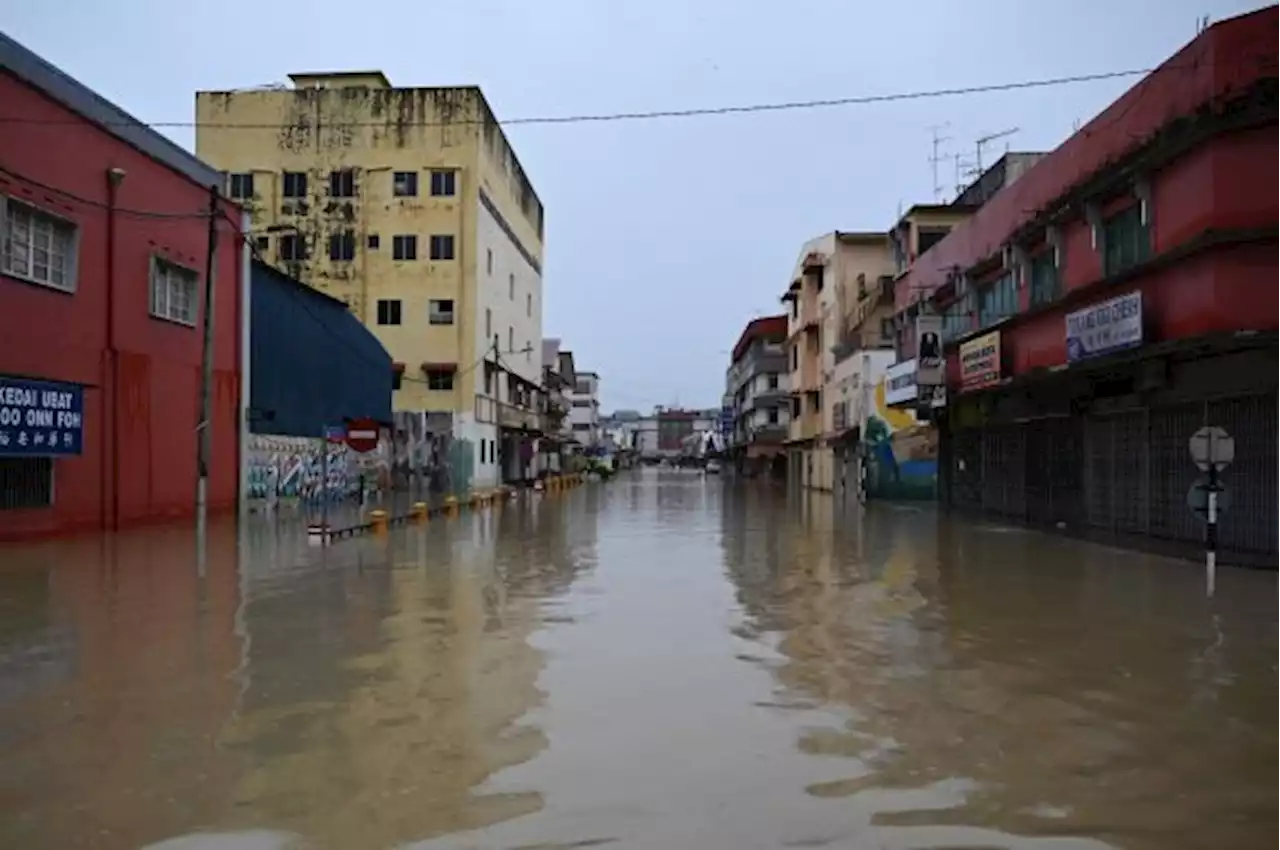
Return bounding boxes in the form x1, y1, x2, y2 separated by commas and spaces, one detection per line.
959, 331, 1002, 392
1065, 291, 1143, 363
884, 359, 918, 406
914, 316, 944, 387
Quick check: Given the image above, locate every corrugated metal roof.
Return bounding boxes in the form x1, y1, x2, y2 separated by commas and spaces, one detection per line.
249, 261, 393, 436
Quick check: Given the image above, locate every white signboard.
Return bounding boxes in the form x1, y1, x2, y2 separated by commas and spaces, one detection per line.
884, 359, 918, 406
1065, 291, 1143, 363
915, 316, 944, 386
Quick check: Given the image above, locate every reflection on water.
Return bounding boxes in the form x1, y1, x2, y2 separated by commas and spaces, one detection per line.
0, 470, 1274, 850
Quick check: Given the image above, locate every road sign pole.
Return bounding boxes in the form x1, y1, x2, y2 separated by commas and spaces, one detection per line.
1205, 465, 1218, 597
320, 432, 330, 538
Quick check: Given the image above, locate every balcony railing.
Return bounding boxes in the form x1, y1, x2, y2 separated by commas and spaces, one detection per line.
497, 401, 541, 432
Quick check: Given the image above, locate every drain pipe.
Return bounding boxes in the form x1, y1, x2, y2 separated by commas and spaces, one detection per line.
104, 167, 126, 532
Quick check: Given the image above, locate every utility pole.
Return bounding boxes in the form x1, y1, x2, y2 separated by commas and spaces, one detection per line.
927, 123, 952, 203
196, 183, 220, 550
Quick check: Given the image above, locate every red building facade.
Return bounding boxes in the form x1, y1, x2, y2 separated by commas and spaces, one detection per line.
891, 8, 1277, 562
1, 34, 245, 540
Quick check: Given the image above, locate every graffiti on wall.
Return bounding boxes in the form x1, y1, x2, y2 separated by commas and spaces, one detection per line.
387, 411, 474, 497
865, 377, 939, 500
246, 433, 389, 505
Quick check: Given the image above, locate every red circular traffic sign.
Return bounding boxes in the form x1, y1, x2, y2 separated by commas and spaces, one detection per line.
345, 418, 380, 453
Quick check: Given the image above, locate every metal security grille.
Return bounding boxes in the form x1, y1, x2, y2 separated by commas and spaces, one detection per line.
0, 458, 53, 510
1147, 402, 1202, 545
981, 425, 1025, 518
1025, 416, 1084, 527
1208, 393, 1277, 556
949, 428, 983, 511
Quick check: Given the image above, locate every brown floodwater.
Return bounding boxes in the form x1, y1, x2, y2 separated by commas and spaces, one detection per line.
0, 469, 1275, 850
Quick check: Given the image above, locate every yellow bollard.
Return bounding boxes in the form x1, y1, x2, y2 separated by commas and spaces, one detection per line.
370, 509, 389, 534
411, 501, 428, 521
444, 495, 459, 518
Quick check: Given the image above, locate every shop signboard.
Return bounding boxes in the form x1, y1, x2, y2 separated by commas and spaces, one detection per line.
1065, 291, 1143, 363
884, 359, 918, 406
0, 376, 85, 456
959, 331, 1002, 392
914, 316, 944, 387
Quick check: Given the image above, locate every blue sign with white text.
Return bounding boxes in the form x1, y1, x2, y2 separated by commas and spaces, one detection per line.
0, 376, 85, 457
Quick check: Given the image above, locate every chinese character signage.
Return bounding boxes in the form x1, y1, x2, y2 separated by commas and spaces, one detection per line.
0, 376, 85, 457
1065, 291, 1143, 363
959, 331, 1002, 392
915, 316, 944, 387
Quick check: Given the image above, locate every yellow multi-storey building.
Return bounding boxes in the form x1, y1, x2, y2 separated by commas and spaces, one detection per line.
195, 71, 545, 488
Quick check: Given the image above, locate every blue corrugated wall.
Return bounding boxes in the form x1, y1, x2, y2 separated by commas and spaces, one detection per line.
250, 261, 393, 438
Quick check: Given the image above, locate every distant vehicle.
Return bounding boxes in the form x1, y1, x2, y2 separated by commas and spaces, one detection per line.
705, 460, 721, 474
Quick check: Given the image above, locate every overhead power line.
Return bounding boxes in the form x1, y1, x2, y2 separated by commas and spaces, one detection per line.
0, 68, 1169, 132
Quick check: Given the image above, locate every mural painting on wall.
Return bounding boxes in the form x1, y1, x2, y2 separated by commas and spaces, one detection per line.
246, 434, 389, 507
864, 377, 939, 500
388, 411, 474, 497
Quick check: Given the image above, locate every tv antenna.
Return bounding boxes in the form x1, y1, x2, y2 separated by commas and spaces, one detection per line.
974, 127, 1019, 174
928, 123, 952, 203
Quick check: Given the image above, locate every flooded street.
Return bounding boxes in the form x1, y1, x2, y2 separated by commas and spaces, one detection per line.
0, 470, 1275, 850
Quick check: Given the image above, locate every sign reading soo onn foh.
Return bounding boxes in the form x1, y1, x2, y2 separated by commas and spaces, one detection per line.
959, 331, 1002, 392
0, 376, 85, 456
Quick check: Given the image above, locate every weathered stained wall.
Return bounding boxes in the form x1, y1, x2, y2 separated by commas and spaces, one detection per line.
195, 81, 545, 423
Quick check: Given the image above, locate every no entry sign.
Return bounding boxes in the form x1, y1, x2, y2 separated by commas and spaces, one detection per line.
345, 418, 380, 453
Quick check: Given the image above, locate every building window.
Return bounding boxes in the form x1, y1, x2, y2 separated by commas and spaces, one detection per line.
426, 369, 454, 391
767, 373, 779, 390
429, 234, 455, 260
485, 307, 492, 340
767, 407, 779, 425
941, 293, 974, 343
392, 171, 418, 197
149, 257, 199, 326
429, 298, 454, 325
279, 233, 307, 262
508, 273, 515, 300
392, 234, 418, 261
1029, 250, 1060, 308
376, 299, 402, 326
328, 169, 356, 198
227, 173, 254, 200
282, 171, 307, 199
526, 292, 532, 317
790, 345, 798, 371
430, 170, 456, 197
486, 248, 493, 275
1, 198, 77, 292
978, 272, 1016, 328
329, 230, 356, 261
0, 457, 53, 510
391, 371, 402, 391
1102, 204, 1149, 276
254, 235, 269, 252
367, 234, 380, 250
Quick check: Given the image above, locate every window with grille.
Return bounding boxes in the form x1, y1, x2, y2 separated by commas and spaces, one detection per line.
978, 273, 1016, 328
0, 457, 53, 510
429, 234, 455, 260
227, 173, 254, 200
1, 198, 77, 293
329, 230, 356, 261
150, 257, 199, 325
376, 299, 402, 325
430, 170, 456, 197
282, 171, 307, 199
328, 169, 356, 198
429, 299, 454, 325
392, 234, 417, 261
1102, 204, 1149, 276
279, 233, 307, 262
425, 369, 454, 391
1029, 250, 1059, 307
392, 171, 418, 197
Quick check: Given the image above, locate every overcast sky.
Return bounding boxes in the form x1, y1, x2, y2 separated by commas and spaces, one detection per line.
1, 0, 1266, 412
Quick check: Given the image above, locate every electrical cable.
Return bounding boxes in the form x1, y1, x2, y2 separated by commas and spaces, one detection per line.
0, 164, 217, 220
0, 66, 1204, 132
